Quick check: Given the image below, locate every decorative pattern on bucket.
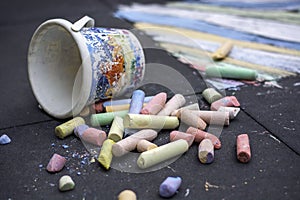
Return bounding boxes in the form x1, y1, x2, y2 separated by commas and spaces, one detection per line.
80, 27, 145, 102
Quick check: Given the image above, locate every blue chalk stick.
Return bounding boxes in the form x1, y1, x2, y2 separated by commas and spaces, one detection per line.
0, 134, 11, 145
74, 125, 89, 137
129, 90, 145, 114
159, 177, 182, 198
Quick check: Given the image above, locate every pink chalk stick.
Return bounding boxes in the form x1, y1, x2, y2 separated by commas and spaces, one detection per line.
210, 96, 240, 111
186, 127, 221, 149
81, 128, 107, 147
170, 131, 195, 147
46, 153, 66, 173
140, 92, 167, 115
237, 134, 251, 163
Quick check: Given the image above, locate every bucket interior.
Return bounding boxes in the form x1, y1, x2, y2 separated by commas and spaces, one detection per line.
28, 24, 83, 118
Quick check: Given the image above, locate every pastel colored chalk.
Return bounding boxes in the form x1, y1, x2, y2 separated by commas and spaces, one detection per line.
140, 92, 167, 115
118, 190, 137, 200
108, 116, 124, 142
180, 109, 207, 130
91, 101, 104, 113
136, 139, 158, 152
191, 110, 230, 126
202, 88, 223, 104
105, 103, 147, 112
59, 175, 75, 191
80, 128, 107, 147
112, 129, 158, 157
186, 127, 221, 149
103, 96, 153, 107
157, 94, 186, 116
90, 110, 128, 127
211, 40, 233, 60
159, 177, 182, 198
79, 106, 90, 117
123, 114, 179, 130
55, 117, 85, 139
97, 139, 115, 170
218, 106, 240, 119
0, 134, 11, 144
129, 90, 145, 114
170, 131, 195, 147
137, 139, 189, 169
73, 124, 89, 137
210, 96, 240, 111
171, 103, 200, 117
46, 153, 66, 173
237, 134, 251, 163
198, 139, 214, 164
205, 64, 257, 80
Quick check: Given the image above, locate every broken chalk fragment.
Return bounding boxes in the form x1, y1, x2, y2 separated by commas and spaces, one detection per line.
136, 139, 158, 152
129, 90, 145, 114
202, 88, 223, 104
0, 134, 11, 144
180, 109, 207, 130
108, 116, 124, 142
137, 139, 189, 169
159, 176, 182, 198
237, 134, 251, 163
55, 117, 85, 139
171, 103, 200, 117
210, 96, 240, 111
170, 131, 195, 147
186, 127, 221, 149
140, 92, 167, 115
118, 190, 137, 200
157, 94, 186, 116
198, 139, 214, 164
80, 128, 107, 147
211, 40, 233, 60
59, 175, 75, 191
90, 110, 128, 127
46, 153, 66, 173
218, 106, 240, 119
191, 110, 230, 126
97, 139, 115, 170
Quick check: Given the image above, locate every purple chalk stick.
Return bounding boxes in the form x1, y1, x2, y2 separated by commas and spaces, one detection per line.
0, 134, 11, 144
46, 153, 66, 173
129, 90, 145, 114
159, 177, 182, 198
74, 124, 89, 137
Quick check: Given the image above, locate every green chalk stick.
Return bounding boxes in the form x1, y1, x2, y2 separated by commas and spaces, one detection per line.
59, 175, 75, 191
205, 64, 257, 80
202, 88, 223, 104
90, 110, 128, 126
55, 117, 85, 139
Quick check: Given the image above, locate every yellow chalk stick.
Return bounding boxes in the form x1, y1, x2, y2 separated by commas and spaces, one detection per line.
108, 116, 124, 142
97, 139, 115, 170
212, 40, 233, 60
55, 117, 85, 139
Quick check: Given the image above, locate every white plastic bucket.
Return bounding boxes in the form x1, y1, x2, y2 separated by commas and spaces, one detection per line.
28, 16, 145, 119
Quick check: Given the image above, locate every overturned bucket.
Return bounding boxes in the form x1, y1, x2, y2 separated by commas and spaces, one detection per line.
28, 16, 145, 119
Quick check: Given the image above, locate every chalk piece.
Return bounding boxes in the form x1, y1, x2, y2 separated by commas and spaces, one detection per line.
237, 134, 251, 163
205, 64, 257, 80
59, 175, 75, 191
79, 106, 90, 117
74, 124, 89, 137
103, 96, 153, 107
0, 134, 11, 144
90, 110, 128, 126
137, 139, 189, 169
97, 139, 115, 170
212, 40, 233, 60
140, 92, 167, 115
136, 139, 158, 152
210, 96, 240, 111
129, 90, 145, 114
159, 177, 182, 198
186, 127, 221, 149
112, 129, 158, 157
198, 139, 214, 164
171, 103, 200, 117
218, 106, 240, 119
180, 109, 207, 130
91, 101, 104, 113
123, 114, 179, 130
46, 153, 66, 173
118, 190, 137, 200
202, 88, 223, 104
170, 131, 195, 147
80, 128, 107, 147
191, 110, 230, 126
108, 116, 124, 142
157, 94, 186, 116
55, 117, 85, 139
105, 103, 146, 112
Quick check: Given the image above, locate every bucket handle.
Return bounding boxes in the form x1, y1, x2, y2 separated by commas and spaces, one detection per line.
71, 15, 95, 32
